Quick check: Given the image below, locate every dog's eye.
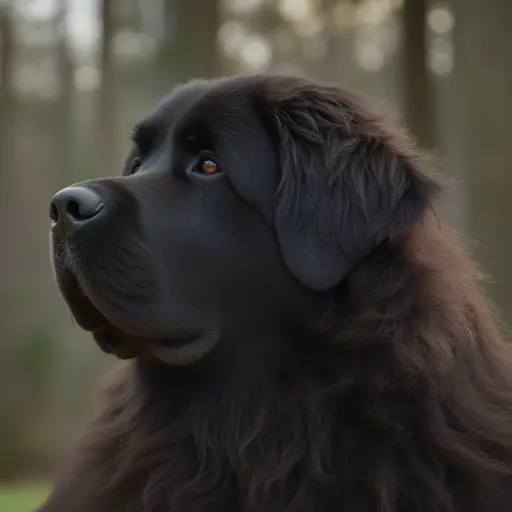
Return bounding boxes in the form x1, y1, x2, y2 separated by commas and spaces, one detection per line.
131, 157, 142, 174
194, 157, 221, 176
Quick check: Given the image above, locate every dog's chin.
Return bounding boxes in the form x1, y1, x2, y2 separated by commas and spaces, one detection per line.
55, 268, 220, 366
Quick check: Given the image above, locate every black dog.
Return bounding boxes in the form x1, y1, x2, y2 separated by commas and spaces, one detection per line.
42, 75, 512, 511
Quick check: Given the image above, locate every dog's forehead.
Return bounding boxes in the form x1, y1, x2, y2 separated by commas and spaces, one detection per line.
137, 78, 259, 147
143, 78, 280, 223
139, 81, 212, 136
189, 78, 280, 223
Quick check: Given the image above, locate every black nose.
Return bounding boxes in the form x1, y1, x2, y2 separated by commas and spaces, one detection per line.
50, 186, 104, 236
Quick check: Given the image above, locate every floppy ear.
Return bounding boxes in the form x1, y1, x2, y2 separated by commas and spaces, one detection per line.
266, 83, 441, 291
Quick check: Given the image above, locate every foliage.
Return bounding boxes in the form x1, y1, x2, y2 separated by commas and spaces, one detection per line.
0, 484, 49, 512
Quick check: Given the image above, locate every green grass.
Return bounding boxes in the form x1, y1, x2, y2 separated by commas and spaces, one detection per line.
0, 483, 49, 512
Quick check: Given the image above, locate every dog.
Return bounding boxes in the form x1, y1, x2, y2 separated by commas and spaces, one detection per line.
41, 75, 512, 511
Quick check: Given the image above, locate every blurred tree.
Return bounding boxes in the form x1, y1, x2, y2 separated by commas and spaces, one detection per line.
99, 0, 116, 170
151, 0, 221, 96
0, 0, 22, 478
0, 2, 14, 205
54, 0, 74, 186
452, 0, 512, 331
320, 0, 355, 83
0, 1, 15, 346
439, 2, 467, 233
401, 0, 434, 150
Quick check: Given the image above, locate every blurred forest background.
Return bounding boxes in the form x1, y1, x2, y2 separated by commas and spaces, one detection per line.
1, 0, 511, 506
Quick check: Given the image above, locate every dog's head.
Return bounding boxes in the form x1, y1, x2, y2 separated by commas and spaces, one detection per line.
49, 75, 440, 366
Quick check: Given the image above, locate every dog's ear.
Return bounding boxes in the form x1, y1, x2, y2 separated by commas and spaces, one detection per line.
265, 82, 441, 291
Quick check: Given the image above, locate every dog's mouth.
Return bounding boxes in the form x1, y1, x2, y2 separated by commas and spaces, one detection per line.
54, 258, 219, 366
92, 324, 217, 366
92, 324, 200, 357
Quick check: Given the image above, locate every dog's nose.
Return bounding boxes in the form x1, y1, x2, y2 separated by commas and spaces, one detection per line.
50, 186, 104, 236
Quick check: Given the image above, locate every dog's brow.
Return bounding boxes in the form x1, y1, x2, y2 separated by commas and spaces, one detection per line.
130, 122, 157, 153
131, 122, 151, 140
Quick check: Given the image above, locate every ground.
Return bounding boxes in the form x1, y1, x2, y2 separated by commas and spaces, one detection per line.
0, 483, 48, 511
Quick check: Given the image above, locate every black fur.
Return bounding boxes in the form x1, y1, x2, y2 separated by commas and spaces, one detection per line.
42, 75, 512, 512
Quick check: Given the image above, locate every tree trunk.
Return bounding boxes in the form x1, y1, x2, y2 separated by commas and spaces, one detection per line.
443, 1, 468, 233
99, 0, 116, 171
0, 1, 21, 477
55, 0, 74, 186
315, 0, 356, 85
0, 3, 15, 336
401, 0, 434, 150
153, 0, 221, 97
0, 3, 14, 187
452, 0, 512, 329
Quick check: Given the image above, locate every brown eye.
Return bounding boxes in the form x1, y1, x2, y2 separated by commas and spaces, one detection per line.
196, 158, 219, 175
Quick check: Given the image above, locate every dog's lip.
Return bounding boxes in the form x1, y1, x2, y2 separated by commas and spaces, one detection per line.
93, 326, 220, 365
149, 331, 220, 366
52, 246, 221, 364
93, 327, 140, 359
54, 263, 219, 364
83, 299, 217, 363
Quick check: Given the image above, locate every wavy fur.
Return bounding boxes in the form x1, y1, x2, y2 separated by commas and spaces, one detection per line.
41, 76, 512, 512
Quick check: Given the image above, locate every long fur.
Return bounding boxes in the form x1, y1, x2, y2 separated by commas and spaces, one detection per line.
42, 77, 512, 512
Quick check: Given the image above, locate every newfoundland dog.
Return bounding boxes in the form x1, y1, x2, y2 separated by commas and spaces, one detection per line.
42, 75, 512, 511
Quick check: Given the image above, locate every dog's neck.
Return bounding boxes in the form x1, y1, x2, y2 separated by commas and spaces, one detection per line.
59, 313, 512, 510
71, 329, 337, 511
135, 326, 308, 401
62, 236, 512, 512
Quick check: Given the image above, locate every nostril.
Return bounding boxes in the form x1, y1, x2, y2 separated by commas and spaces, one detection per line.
49, 202, 59, 222
67, 200, 81, 220
66, 199, 103, 221
49, 186, 105, 236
